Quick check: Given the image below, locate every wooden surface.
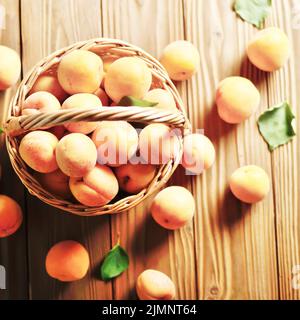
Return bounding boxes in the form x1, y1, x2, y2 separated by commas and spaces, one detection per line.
0, 0, 299, 300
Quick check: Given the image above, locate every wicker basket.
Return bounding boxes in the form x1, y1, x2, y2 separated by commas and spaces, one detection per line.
4, 38, 190, 216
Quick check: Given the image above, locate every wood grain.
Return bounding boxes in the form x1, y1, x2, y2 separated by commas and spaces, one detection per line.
1, 0, 300, 300
183, 0, 278, 299
266, 0, 300, 300
21, 0, 112, 300
0, 0, 28, 300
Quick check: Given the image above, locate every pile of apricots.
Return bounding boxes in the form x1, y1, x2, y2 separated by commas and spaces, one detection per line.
0, 26, 290, 299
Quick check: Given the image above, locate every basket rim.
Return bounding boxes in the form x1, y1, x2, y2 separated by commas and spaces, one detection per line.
5, 37, 191, 216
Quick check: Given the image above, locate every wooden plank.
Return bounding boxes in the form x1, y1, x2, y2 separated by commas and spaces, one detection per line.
183, 0, 278, 299
266, 0, 300, 300
101, 0, 198, 299
21, 0, 113, 299
0, 0, 28, 300
5, 0, 298, 300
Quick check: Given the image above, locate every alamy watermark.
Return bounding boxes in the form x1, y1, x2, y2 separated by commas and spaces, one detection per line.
0, 265, 6, 290
93, 127, 206, 175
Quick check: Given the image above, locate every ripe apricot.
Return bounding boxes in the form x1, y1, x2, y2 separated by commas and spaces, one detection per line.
56, 133, 97, 177
45, 240, 90, 282
62, 93, 102, 134
94, 87, 109, 106
99, 56, 119, 88
136, 269, 176, 300
229, 165, 270, 204
0, 45, 21, 90
30, 74, 68, 102
247, 27, 291, 72
57, 50, 103, 94
0, 195, 23, 238
115, 163, 157, 194
160, 40, 200, 81
19, 131, 58, 173
92, 121, 139, 167
47, 125, 66, 140
69, 164, 119, 206
37, 170, 71, 199
102, 55, 118, 73
139, 123, 181, 164
104, 57, 152, 102
144, 89, 176, 110
181, 133, 215, 174
151, 186, 195, 230
22, 91, 61, 115
216, 76, 260, 124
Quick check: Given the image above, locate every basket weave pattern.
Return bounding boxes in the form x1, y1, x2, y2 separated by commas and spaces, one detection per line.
4, 38, 190, 216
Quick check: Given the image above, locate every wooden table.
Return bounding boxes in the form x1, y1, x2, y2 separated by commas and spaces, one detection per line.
0, 0, 299, 300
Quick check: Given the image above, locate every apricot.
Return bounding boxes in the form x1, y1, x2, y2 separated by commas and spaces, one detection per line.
139, 123, 181, 164
115, 163, 156, 194
30, 74, 68, 102
69, 164, 118, 207
100, 55, 119, 88
56, 133, 97, 177
19, 131, 58, 173
102, 55, 118, 73
216, 76, 260, 124
57, 50, 103, 94
229, 165, 270, 204
144, 89, 177, 110
37, 170, 71, 199
104, 57, 152, 102
0, 45, 21, 90
0, 195, 23, 238
136, 269, 176, 300
151, 186, 195, 230
247, 27, 291, 72
22, 91, 61, 115
92, 121, 138, 167
47, 125, 66, 140
181, 133, 215, 174
46, 240, 90, 282
62, 93, 102, 134
94, 87, 109, 106
160, 40, 200, 81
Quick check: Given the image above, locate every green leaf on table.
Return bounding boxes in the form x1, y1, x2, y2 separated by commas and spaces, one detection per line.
118, 96, 158, 107
234, 0, 272, 28
100, 243, 129, 281
257, 102, 296, 151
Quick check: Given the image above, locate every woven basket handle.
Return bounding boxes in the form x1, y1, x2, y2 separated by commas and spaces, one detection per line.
4, 106, 187, 137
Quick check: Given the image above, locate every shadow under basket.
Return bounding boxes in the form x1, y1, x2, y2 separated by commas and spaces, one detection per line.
4, 38, 190, 216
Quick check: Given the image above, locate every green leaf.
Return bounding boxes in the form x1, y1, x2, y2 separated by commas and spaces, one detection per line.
100, 243, 129, 281
0, 128, 3, 134
234, 0, 272, 28
257, 102, 296, 151
118, 96, 158, 107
